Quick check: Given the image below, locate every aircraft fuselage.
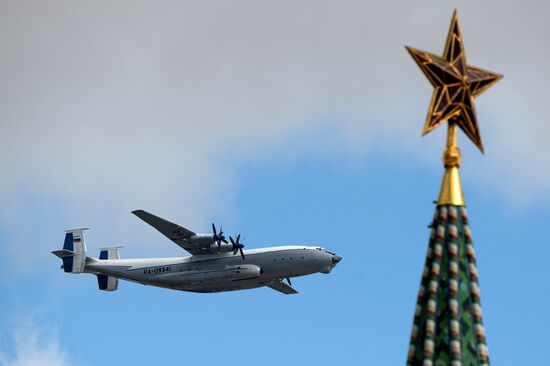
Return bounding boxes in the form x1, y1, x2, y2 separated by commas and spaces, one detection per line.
85, 246, 341, 293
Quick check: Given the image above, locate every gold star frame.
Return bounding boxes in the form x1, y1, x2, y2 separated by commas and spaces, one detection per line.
406, 10, 502, 153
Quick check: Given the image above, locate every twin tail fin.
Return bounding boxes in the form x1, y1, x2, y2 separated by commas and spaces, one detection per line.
52, 229, 121, 292
52, 228, 89, 273
96, 246, 123, 292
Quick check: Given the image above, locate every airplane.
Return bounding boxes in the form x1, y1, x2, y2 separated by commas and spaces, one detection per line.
52, 210, 342, 295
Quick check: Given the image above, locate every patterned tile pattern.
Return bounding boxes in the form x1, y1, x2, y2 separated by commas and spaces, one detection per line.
407, 205, 490, 366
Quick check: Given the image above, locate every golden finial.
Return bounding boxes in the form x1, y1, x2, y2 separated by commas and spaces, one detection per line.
405, 10, 502, 206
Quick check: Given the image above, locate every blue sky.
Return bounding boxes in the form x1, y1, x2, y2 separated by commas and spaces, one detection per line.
1, 1, 549, 365
2, 150, 549, 365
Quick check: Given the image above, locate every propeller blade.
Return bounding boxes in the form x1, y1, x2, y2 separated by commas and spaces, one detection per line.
230, 235, 244, 257
286, 278, 292, 286
229, 236, 236, 254
222, 238, 228, 244
212, 223, 216, 234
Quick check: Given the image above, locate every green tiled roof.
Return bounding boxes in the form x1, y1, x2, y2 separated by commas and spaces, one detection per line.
407, 205, 489, 366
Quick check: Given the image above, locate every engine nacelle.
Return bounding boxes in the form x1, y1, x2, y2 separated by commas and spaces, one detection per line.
187, 234, 234, 254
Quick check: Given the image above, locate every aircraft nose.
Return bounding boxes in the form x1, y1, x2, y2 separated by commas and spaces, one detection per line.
332, 255, 342, 265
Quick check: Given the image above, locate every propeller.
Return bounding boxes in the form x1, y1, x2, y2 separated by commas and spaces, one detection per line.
229, 234, 245, 260
286, 277, 292, 286
212, 223, 228, 253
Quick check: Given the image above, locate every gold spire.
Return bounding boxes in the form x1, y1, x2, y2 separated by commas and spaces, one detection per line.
437, 120, 464, 205
405, 10, 502, 206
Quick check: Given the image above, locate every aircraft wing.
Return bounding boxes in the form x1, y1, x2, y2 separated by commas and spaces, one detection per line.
267, 280, 298, 295
132, 210, 205, 255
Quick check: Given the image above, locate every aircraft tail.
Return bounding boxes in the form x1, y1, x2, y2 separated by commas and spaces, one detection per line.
52, 228, 89, 273
96, 246, 123, 291
99, 246, 123, 260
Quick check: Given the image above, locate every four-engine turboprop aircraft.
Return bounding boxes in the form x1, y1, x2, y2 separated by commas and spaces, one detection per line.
52, 210, 342, 294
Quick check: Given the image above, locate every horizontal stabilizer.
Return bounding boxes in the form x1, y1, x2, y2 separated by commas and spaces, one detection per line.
52, 249, 74, 258
267, 280, 298, 295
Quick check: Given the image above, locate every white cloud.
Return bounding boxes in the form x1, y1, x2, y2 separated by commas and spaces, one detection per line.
0, 0, 549, 266
0, 322, 70, 366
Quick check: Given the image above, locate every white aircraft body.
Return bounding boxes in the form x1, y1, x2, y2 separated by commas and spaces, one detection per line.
52, 210, 342, 294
